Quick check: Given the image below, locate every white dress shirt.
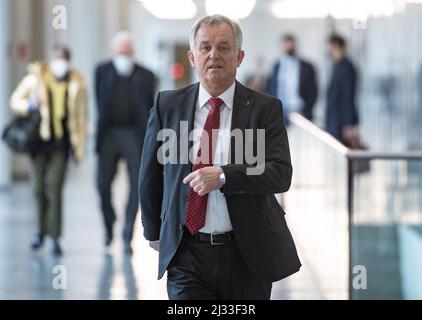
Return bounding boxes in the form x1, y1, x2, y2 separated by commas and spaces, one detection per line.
191, 82, 235, 233
277, 55, 304, 113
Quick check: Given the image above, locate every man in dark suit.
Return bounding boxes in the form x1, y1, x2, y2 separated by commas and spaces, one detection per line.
139, 15, 301, 300
95, 31, 155, 254
326, 34, 359, 145
266, 34, 318, 122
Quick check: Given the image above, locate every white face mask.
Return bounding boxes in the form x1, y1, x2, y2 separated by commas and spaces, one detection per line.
113, 55, 134, 77
50, 58, 69, 79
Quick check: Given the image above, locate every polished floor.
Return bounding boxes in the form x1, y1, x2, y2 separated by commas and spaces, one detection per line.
0, 154, 325, 300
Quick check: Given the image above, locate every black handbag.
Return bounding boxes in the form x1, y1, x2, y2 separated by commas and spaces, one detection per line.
2, 110, 41, 154
344, 133, 371, 175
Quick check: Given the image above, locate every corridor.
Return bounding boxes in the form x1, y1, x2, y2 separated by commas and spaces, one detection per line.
0, 154, 324, 300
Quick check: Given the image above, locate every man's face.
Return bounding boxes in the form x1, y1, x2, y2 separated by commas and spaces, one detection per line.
328, 43, 341, 61
188, 23, 244, 91
283, 39, 296, 56
114, 40, 134, 57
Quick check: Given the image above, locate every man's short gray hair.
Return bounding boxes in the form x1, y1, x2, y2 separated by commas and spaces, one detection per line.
189, 15, 243, 52
110, 30, 133, 52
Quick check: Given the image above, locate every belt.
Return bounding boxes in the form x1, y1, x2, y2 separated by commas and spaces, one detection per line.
186, 230, 234, 245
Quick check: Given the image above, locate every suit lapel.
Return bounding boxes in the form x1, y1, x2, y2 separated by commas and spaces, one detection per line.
230, 81, 254, 164
179, 83, 199, 173
104, 65, 116, 115
131, 66, 142, 110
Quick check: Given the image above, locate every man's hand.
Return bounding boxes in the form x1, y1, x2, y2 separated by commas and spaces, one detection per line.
183, 166, 223, 196
149, 240, 160, 252
342, 125, 358, 142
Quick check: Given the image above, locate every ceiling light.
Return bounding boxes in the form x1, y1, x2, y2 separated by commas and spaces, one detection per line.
205, 0, 256, 19
139, 0, 197, 20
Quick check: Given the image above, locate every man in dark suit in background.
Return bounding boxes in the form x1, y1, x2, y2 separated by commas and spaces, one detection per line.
139, 15, 301, 300
95, 31, 155, 254
326, 34, 359, 145
266, 34, 318, 122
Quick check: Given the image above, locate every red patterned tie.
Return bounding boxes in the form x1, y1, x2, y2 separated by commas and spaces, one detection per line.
185, 97, 224, 234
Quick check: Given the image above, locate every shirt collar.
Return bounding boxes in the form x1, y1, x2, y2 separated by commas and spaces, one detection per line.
280, 54, 299, 64
198, 81, 235, 110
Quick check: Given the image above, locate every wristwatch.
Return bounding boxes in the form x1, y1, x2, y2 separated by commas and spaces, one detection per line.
219, 172, 226, 185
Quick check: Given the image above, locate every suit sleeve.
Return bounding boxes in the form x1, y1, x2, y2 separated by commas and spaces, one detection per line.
221, 99, 292, 196
148, 73, 157, 114
94, 65, 106, 153
138, 93, 163, 241
340, 65, 358, 127
265, 63, 278, 98
94, 66, 102, 111
303, 63, 318, 120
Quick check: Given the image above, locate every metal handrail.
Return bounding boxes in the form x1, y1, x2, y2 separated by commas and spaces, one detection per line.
289, 111, 422, 300
289, 112, 422, 160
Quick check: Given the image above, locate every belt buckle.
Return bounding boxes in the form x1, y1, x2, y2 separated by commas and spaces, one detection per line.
210, 232, 226, 246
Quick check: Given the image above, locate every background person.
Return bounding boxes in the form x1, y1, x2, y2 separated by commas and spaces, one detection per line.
10, 46, 87, 256
94, 31, 156, 254
266, 34, 318, 123
326, 34, 359, 145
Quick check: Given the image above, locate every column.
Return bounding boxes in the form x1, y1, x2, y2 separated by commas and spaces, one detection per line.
0, 0, 12, 188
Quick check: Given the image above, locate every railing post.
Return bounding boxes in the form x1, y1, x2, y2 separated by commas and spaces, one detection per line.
347, 159, 354, 300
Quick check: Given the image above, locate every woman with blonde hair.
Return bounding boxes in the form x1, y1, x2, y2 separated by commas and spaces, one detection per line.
10, 46, 87, 256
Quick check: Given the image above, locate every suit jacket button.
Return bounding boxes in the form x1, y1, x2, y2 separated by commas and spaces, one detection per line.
179, 224, 184, 231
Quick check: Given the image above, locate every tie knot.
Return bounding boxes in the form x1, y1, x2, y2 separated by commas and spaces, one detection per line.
208, 97, 224, 110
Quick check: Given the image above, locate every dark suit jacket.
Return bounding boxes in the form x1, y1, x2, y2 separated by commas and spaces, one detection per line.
325, 58, 358, 142
139, 81, 301, 282
94, 61, 155, 153
266, 58, 318, 120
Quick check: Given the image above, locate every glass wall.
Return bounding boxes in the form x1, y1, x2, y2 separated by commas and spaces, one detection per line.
286, 119, 349, 299
288, 114, 422, 299
351, 159, 422, 299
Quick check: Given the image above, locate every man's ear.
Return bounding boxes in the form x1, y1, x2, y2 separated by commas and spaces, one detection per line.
237, 50, 245, 67
187, 50, 195, 68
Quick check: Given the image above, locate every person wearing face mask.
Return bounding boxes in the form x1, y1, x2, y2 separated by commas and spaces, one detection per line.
266, 34, 318, 124
10, 46, 87, 256
94, 31, 156, 255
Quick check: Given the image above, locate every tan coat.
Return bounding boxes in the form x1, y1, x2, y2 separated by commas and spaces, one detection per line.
10, 62, 87, 161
